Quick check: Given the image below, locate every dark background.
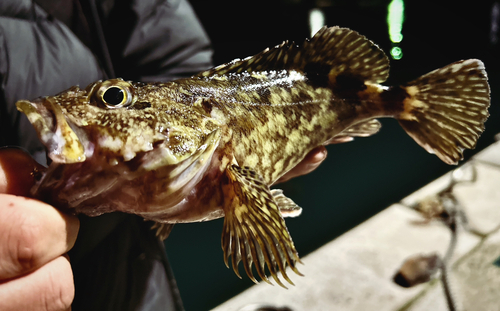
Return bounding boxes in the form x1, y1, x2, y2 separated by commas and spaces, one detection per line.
164, 1, 500, 310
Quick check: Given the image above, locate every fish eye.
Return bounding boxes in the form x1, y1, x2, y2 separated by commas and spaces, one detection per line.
93, 80, 135, 109
103, 87, 126, 107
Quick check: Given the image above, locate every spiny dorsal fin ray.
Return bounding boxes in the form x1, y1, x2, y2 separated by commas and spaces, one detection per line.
196, 26, 390, 85
303, 27, 389, 84
222, 165, 302, 287
398, 59, 490, 164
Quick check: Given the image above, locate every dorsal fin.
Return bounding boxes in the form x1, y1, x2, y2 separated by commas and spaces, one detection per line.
196, 26, 390, 85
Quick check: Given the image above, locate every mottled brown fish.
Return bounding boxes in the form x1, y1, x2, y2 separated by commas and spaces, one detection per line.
16, 26, 490, 287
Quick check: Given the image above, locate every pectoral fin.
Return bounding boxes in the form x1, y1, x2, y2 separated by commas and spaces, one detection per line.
165, 129, 221, 195
222, 165, 302, 287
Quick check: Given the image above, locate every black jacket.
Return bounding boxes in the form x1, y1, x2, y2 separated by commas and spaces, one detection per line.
0, 0, 212, 309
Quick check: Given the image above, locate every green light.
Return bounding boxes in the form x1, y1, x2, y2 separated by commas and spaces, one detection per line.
388, 0, 405, 43
391, 47, 403, 60
388, 0, 404, 60
309, 8, 325, 37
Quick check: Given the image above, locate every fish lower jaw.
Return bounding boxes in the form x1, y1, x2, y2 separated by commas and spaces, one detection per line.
16, 99, 88, 163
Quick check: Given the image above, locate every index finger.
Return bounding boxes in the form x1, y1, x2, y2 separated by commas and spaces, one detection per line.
0, 148, 79, 280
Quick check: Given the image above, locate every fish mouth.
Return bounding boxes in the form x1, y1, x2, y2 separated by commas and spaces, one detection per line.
16, 97, 87, 164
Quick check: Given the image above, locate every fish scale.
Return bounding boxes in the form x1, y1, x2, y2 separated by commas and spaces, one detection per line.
15, 26, 490, 286
169, 71, 344, 183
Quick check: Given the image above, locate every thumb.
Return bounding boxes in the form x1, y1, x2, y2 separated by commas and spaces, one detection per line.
0, 147, 46, 196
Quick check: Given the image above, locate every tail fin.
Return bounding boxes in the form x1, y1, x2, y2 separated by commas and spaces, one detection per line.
397, 59, 490, 164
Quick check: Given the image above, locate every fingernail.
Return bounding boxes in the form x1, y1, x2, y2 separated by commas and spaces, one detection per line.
312, 148, 327, 163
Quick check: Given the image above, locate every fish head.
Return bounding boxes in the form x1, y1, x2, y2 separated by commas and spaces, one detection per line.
15, 79, 222, 214
16, 78, 217, 165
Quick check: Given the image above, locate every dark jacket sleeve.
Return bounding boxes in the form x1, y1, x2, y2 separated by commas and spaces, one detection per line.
0, 1, 211, 310
103, 0, 213, 82
0, 0, 102, 162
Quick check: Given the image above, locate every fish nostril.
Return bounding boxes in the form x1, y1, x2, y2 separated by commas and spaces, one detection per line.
133, 102, 151, 109
153, 139, 166, 149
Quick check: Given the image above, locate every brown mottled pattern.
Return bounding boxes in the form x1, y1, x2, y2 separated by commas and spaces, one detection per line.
28, 72, 367, 184
166, 70, 362, 183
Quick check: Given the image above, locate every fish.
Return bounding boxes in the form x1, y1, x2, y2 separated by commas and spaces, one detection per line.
16, 26, 490, 287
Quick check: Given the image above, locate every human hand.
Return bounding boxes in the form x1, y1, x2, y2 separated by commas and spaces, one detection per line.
0, 148, 79, 311
274, 146, 328, 184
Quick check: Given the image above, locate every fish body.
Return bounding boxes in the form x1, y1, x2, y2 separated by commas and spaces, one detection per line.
16, 27, 490, 286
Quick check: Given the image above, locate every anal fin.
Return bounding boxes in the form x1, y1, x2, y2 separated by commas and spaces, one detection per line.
271, 189, 302, 217
325, 119, 381, 144
222, 165, 302, 287
151, 222, 175, 240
